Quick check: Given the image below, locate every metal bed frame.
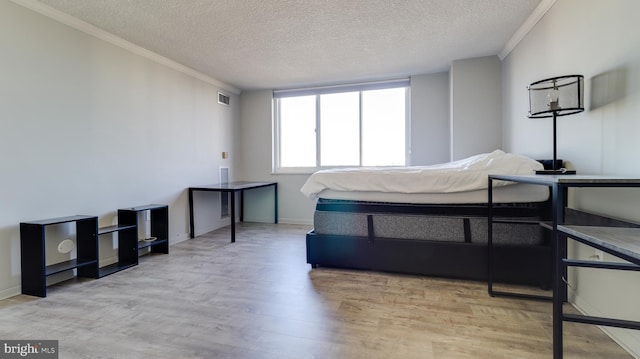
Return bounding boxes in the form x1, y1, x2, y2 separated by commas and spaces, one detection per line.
306, 198, 553, 287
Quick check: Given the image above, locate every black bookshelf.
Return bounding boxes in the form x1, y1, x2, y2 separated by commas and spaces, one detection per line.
118, 204, 169, 256
20, 215, 98, 297
97, 223, 138, 278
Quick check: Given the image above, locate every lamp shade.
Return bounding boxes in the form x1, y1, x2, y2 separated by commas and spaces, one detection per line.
528, 75, 584, 118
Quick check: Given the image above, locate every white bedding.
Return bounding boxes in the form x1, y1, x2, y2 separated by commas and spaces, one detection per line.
315, 184, 549, 204
300, 150, 544, 201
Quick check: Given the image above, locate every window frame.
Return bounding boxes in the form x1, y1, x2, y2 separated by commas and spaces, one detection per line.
272, 79, 411, 174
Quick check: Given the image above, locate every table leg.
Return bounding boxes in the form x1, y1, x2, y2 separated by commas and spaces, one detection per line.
274, 183, 278, 224
487, 178, 494, 295
188, 188, 195, 239
240, 190, 244, 222
552, 184, 563, 359
230, 190, 236, 243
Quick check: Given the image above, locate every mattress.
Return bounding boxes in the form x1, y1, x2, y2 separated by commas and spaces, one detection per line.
304, 151, 549, 247
301, 150, 545, 200
315, 183, 549, 204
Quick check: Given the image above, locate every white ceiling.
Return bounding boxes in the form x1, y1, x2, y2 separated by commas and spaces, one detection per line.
31, 0, 543, 92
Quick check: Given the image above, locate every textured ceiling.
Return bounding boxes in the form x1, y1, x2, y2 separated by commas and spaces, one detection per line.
33, 0, 542, 91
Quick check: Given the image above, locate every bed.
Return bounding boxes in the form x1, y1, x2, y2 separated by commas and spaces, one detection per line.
301, 150, 553, 287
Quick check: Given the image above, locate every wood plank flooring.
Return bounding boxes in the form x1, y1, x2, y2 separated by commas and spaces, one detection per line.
0, 223, 632, 358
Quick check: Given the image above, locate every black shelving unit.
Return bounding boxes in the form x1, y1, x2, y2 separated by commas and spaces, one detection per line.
96, 223, 138, 277
556, 225, 640, 356
118, 204, 169, 256
20, 205, 168, 298
20, 215, 98, 298
487, 174, 640, 359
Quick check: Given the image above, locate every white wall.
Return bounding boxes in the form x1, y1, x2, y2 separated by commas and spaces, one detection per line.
410, 73, 450, 165
237, 90, 305, 224
502, 0, 640, 355
450, 56, 503, 160
0, 1, 239, 299
238, 90, 314, 225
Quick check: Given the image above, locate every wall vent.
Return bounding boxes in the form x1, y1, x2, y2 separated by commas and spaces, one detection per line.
218, 92, 230, 105
219, 167, 229, 184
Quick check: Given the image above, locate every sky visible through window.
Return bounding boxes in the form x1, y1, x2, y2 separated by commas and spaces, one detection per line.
279, 87, 406, 168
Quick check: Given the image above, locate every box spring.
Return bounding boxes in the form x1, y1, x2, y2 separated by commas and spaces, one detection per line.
306, 199, 552, 287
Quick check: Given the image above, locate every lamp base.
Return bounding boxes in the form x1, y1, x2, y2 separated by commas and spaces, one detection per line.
535, 169, 576, 175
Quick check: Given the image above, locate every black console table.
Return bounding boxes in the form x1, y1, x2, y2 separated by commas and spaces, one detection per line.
188, 182, 278, 242
488, 174, 640, 359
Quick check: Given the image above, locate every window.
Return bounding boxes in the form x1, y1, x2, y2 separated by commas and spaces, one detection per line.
274, 79, 409, 172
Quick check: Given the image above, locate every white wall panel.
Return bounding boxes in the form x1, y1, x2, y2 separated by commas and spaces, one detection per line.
502, 0, 640, 355
0, 1, 239, 298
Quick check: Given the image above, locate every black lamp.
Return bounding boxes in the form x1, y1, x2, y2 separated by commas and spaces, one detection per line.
528, 74, 584, 174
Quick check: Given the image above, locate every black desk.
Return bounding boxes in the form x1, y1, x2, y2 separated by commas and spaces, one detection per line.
188, 181, 278, 242
488, 174, 640, 359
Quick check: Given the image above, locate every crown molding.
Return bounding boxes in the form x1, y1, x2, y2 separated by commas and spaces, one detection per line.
11, 0, 241, 95
499, 0, 557, 60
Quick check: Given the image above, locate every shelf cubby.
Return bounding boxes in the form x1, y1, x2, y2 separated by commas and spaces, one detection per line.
20, 215, 98, 297
118, 204, 169, 257
97, 223, 138, 278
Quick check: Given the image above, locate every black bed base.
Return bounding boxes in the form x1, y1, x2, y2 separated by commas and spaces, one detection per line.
306, 230, 552, 287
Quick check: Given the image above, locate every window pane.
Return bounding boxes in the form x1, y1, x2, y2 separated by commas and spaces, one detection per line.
362, 88, 406, 166
320, 92, 360, 166
279, 96, 316, 167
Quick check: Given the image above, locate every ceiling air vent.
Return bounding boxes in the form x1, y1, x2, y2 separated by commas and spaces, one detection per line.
218, 91, 230, 106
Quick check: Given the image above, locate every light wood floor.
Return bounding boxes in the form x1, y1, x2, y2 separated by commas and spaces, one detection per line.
0, 223, 632, 358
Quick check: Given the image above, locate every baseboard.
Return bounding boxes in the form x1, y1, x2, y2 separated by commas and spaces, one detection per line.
240, 216, 312, 226
0, 285, 21, 301
46, 271, 75, 287
99, 255, 118, 268
573, 289, 640, 358
193, 224, 223, 237
171, 233, 190, 245
276, 217, 313, 226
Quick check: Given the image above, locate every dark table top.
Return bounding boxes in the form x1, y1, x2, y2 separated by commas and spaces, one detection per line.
559, 225, 640, 265
189, 181, 277, 191
489, 174, 640, 186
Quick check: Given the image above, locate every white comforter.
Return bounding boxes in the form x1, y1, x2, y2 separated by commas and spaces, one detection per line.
300, 150, 543, 199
